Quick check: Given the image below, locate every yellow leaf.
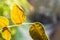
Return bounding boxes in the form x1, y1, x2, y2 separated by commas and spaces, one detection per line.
11, 4, 26, 25
0, 16, 9, 28
29, 22, 48, 40
2, 27, 11, 40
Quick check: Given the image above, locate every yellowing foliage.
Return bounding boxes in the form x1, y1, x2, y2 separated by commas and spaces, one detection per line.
0, 16, 11, 40
2, 27, 11, 40
0, 16, 9, 28
29, 22, 48, 40
11, 4, 26, 25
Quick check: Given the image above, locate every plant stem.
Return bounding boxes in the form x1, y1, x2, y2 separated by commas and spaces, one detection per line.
8, 23, 34, 27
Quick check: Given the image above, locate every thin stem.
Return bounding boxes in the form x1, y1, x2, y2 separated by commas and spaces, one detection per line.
23, 23, 34, 24
8, 23, 34, 27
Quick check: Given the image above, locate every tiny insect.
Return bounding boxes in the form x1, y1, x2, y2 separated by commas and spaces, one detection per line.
29, 22, 48, 40
11, 4, 26, 25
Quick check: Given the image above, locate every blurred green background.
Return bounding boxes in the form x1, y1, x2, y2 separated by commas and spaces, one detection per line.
0, 0, 33, 40
0, 0, 60, 40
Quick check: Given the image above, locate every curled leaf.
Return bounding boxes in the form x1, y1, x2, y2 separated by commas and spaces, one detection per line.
29, 22, 48, 40
0, 16, 9, 28
2, 27, 11, 40
11, 4, 26, 25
